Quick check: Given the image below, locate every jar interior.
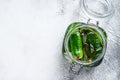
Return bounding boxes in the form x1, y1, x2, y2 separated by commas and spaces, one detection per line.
64, 24, 107, 65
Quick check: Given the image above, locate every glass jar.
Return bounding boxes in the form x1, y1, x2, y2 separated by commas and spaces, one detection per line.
62, 0, 114, 74
62, 19, 107, 67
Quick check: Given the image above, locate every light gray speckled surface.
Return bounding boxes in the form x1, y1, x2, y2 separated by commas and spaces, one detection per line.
57, 0, 120, 80
0, 0, 119, 80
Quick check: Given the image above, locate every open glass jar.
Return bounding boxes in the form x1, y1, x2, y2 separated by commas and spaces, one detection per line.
62, 0, 114, 74
62, 19, 107, 67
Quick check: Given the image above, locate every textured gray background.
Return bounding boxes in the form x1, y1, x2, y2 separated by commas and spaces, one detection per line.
0, 0, 119, 80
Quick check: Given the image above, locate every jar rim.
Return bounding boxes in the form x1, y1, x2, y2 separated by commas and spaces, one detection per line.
80, 0, 114, 19
64, 24, 107, 65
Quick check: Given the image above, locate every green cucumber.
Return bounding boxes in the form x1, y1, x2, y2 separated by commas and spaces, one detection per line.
69, 29, 83, 60
86, 32, 102, 50
62, 22, 83, 54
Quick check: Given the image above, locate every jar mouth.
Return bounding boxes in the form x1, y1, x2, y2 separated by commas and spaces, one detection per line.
81, 0, 114, 18
64, 24, 107, 65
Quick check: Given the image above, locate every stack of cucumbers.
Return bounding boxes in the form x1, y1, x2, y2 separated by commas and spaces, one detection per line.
62, 22, 107, 63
